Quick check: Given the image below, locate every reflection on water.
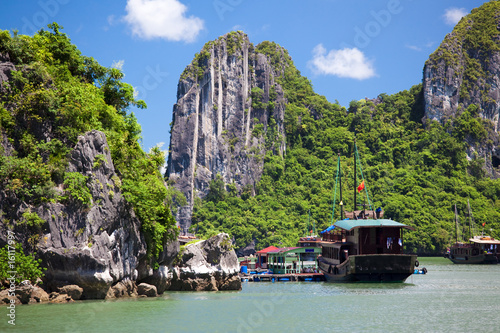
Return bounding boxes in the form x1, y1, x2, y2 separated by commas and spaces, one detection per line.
3, 257, 500, 333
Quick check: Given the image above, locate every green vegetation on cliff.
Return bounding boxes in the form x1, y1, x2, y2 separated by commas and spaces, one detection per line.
0, 24, 177, 262
192, 40, 500, 254
428, 1, 500, 105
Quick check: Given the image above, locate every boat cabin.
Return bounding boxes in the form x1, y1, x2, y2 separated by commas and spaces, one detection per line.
321, 219, 414, 263
451, 236, 500, 259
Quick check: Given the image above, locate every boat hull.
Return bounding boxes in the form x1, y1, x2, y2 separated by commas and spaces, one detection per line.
319, 254, 417, 283
446, 253, 498, 264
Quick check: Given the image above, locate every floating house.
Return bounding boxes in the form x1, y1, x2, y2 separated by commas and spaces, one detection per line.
267, 247, 321, 274
256, 246, 279, 269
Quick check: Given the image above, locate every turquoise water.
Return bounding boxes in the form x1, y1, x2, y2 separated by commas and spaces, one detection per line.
2, 257, 500, 333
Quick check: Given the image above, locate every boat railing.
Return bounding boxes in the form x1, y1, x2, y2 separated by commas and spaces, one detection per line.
321, 233, 344, 242
454, 243, 475, 248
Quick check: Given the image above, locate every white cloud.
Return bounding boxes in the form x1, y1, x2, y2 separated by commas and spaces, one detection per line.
107, 15, 117, 27
406, 44, 422, 52
124, 0, 204, 43
112, 60, 125, 70
443, 7, 468, 26
308, 44, 376, 80
406, 41, 436, 52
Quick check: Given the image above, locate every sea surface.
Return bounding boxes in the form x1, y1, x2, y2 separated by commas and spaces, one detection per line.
2, 257, 500, 333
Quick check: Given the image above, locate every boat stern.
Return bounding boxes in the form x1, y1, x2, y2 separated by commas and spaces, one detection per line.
349, 254, 417, 282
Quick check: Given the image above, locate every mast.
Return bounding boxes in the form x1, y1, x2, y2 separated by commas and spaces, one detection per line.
454, 204, 459, 243
467, 199, 472, 240
305, 209, 310, 236
339, 153, 344, 220
312, 213, 316, 236
354, 138, 357, 212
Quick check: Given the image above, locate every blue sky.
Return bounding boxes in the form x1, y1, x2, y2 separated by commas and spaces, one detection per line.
0, 0, 489, 154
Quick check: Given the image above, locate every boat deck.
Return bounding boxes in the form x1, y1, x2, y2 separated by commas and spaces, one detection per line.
239, 273, 325, 282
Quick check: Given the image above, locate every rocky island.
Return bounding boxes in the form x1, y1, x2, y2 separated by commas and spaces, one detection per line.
0, 25, 240, 305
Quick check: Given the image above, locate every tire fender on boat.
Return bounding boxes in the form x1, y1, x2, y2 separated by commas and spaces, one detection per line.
415, 260, 419, 267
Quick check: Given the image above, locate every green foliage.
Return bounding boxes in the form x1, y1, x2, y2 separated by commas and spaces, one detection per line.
251, 87, 265, 110
452, 104, 488, 141
0, 244, 46, 286
63, 172, 91, 206
93, 154, 106, 169
193, 73, 500, 254
121, 146, 177, 258
206, 174, 227, 203
21, 210, 46, 229
225, 31, 245, 56
165, 186, 187, 215
252, 123, 264, 137
0, 24, 176, 261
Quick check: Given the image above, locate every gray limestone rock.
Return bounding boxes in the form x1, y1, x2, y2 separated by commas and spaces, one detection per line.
169, 233, 241, 291
167, 32, 288, 230
0, 53, 15, 92
15, 285, 50, 304
57, 285, 83, 301
137, 283, 158, 297
422, 6, 500, 177
106, 279, 138, 299
36, 130, 148, 299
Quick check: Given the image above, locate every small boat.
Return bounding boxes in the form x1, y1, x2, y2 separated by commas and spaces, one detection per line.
446, 201, 500, 264
318, 140, 417, 283
414, 267, 427, 274
446, 236, 500, 264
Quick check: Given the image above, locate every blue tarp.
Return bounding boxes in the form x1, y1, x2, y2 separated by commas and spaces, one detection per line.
320, 225, 336, 234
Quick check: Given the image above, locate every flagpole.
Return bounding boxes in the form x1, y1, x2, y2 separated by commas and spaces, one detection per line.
354, 138, 357, 212
339, 153, 344, 220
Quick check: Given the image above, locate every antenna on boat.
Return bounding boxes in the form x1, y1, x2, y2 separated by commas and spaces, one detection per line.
467, 199, 472, 240
339, 152, 344, 220
312, 212, 316, 236
354, 138, 357, 212
305, 209, 310, 237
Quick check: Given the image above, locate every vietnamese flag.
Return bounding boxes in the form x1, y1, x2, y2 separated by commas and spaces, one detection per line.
357, 180, 365, 193
482, 222, 486, 227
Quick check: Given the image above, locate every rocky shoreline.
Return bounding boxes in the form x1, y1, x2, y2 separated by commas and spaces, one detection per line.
1, 233, 241, 305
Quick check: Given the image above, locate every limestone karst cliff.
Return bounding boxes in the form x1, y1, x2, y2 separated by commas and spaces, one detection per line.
167, 31, 289, 230
423, 1, 500, 176
0, 27, 183, 299
0, 26, 244, 299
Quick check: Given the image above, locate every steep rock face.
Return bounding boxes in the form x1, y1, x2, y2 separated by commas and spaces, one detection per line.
423, 2, 500, 175
33, 130, 147, 298
0, 126, 181, 299
169, 233, 241, 291
167, 32, 287, 229
0, 53, 15, 92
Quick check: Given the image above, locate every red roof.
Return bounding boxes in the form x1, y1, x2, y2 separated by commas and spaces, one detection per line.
267, 247, 301, 254
256, 246, 279, 254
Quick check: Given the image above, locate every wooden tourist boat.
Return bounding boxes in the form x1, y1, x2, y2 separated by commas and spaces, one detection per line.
447, 236, 500, 264
446, 201, 500, 264
318, 219, 418, 282
318, 140, 417, 282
